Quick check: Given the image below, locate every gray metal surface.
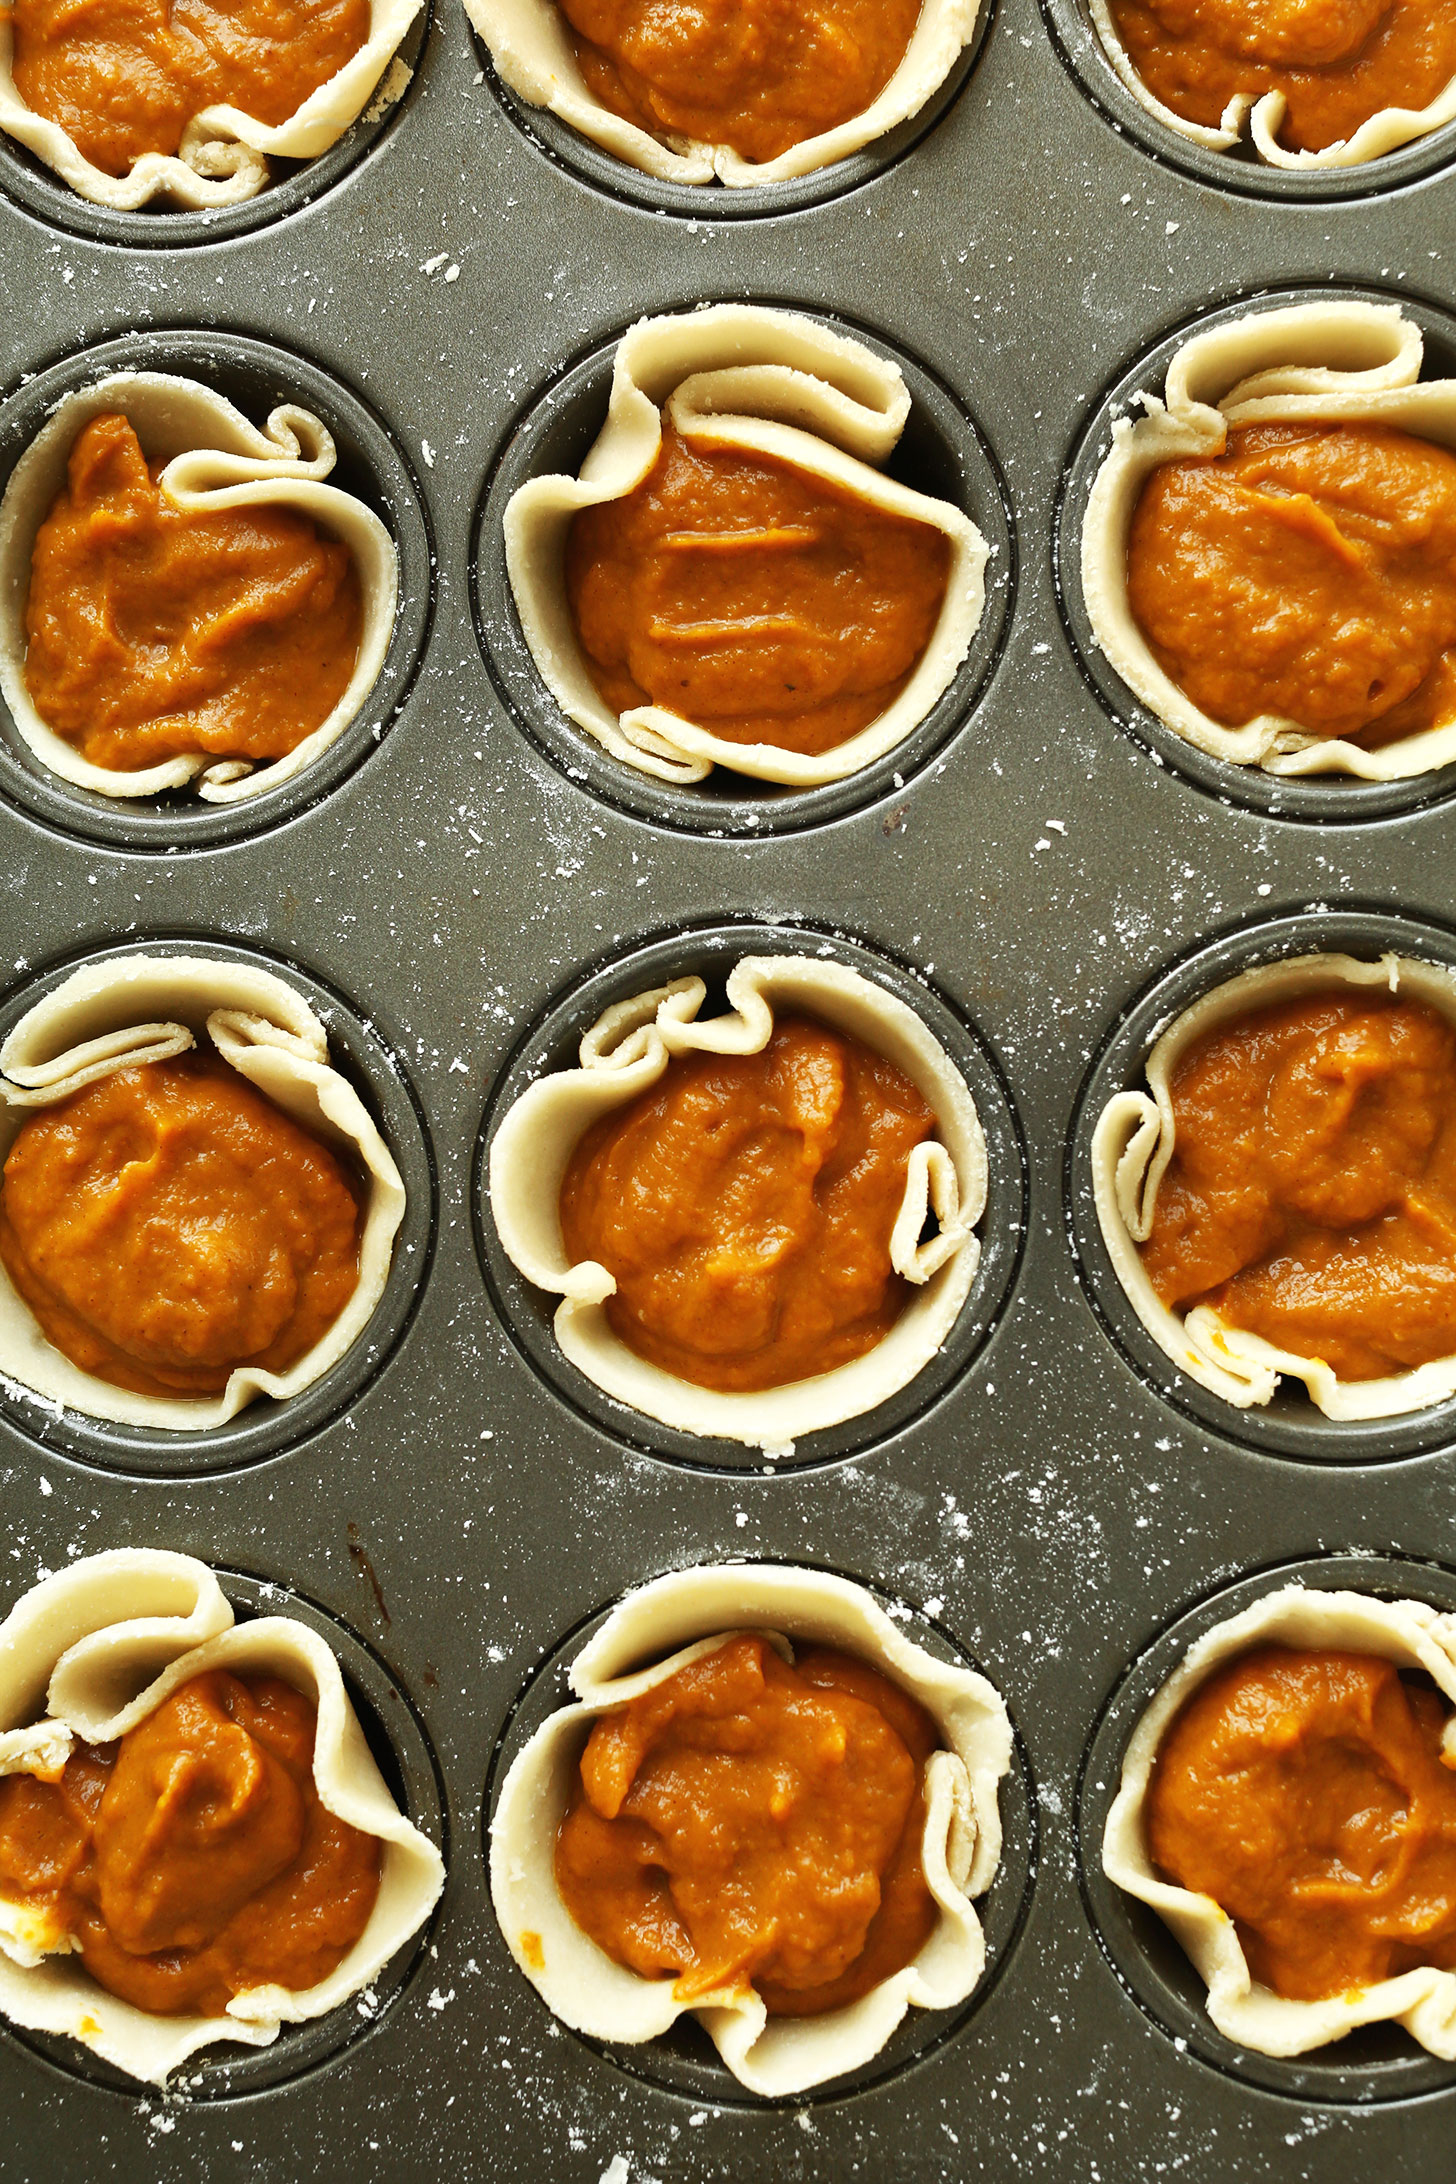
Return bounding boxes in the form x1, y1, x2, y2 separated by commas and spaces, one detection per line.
0, 0, 1453, 2174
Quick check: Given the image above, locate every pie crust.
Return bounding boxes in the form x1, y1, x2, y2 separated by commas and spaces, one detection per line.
1092, 948, 1456, 1419
1104, 1581, 1456, 2059
464, 0, 980, 185
0, 0, 419, 209
0, 952, 406, 1429
505, 305, 988, 787
0, 1547, 445, 2085
1082, 299, 1456, 780
1088, 0, 1456, 169
489, 1561, 1013, 2096
489, 952, 986, 1452
0, 372, 397, 804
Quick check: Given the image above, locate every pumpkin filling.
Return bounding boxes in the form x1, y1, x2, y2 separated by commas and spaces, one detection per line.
565, 419, 950, 759
554, 1633, 941, 2014
0, 1668, 381, 2017
0, 1049, 364, 1399
558, 1012, 937, 1393
11, 0, 369, 177
1126, 421, 1456, 752
1147, 1644, 1456, 2001
1137, 988, 1456, 1381
557, 0, 924, 164
24, 413, 363, 775
1103, 0, 1456, 154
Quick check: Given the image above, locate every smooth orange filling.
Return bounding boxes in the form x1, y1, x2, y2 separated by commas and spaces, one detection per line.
555, 1633, 940, 2015
1148, 1645, 1456, 2002
0, 1669, 381, 2018
0, 1050, 363, 1399
25, 414, 362, 776
1105, 0, 1456, 153
565, 419, 950, 759
12, 0, 368, 176
558, 1012, 936, 1393
558, 0, 922, 164
1127, 422, 1456, 751
1139, 990, 1456, 1381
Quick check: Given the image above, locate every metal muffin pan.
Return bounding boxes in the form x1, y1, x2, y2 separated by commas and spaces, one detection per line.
1, 0, 1455, 2171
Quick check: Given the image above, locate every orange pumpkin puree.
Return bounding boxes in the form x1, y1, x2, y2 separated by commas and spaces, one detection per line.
1147, 1645, 1456, 2002
557, 0, 923, 164
0, 1050, 363, 1399
0, 1669, 381, 2016
555, 1633, 941, 2014
12, 0, 369, 178
558, 1012, 936, 1393
1104, 0, 1456, 153
565, 419, 950, 759
1139, 989, 1456, 1381
1127, 421, 1456, 751
25, 413, 362, 776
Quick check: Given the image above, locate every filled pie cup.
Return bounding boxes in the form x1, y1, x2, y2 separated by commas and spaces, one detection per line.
505, 305, 988, 789
0, 372, 396, 805
465, 0, 981, 186
0, 1548, 444, 2085
1082, 299, 1456, 782
0, 0, 420, 209
0, 952, 406, 1430
488, 952, 986, 1453
1089, 0, 1456, 171
1104, 1581, 1456, 2059
490, 1562, 1012, 2096
1091, 947, 1456, 1420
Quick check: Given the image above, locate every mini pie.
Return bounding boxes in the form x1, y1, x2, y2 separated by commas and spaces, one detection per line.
1082, 299, 1456, 781
0, 952, 405, 1430
0, 0, 419, 209
490, 1562, 1013, 2097
1090, 0, 1456, 170
0, 372, 396, 805
1092, 948, 1456, 1420
0, 1548, 443, 2085
505, 305, 988, 788
464, 0, 980, 186
1104, 1582, 1456, 2059
488, 953, 986, 1452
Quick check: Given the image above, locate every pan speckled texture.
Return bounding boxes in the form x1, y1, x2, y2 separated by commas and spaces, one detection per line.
0, 2, 1454, 2180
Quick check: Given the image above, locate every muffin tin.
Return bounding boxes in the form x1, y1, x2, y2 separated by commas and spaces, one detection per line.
1, 0, 1455, 2174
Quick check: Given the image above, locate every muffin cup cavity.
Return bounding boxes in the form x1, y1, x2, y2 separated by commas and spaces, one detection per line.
1078, 1553, 1456, 2102
0, 331, 432, 848
1058, 287, 1456, 823
1068, 906, 1456, 1463
0, 937, 435, 1476
0, 1551, 446, 2095
486, 1562, 1035, 2104
476, 922, 1025, 1470
473, 310, 1012, 835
